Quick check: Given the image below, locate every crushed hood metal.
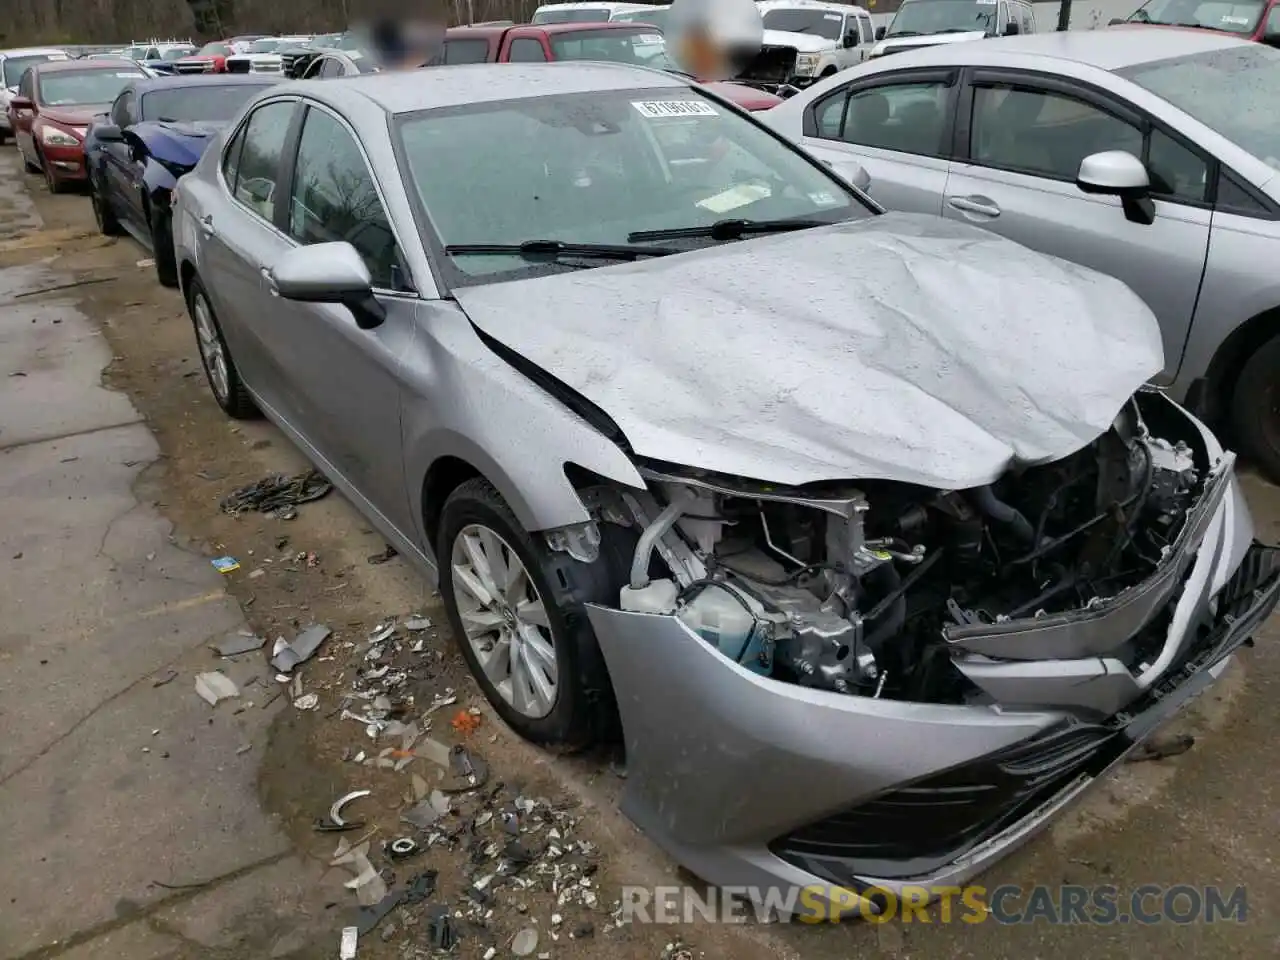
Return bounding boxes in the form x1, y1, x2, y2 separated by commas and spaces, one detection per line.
454, 213, 1164, 488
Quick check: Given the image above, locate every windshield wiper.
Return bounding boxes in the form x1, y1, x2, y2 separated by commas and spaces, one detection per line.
443, 240, 680, 262
628, 217, 830, 243
885, 29, 920, 36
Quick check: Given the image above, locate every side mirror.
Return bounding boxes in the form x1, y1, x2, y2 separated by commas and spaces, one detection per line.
1109, 16, 1125, 24
842, 31, 857, 47
1003, 20, 1021, 35
875, 25, 886, 40
827, 158, 871, 193
1076, 150, 1155, 225
10, 95, 33, 111
269, 242, 386, 330
94, 123, 124, 141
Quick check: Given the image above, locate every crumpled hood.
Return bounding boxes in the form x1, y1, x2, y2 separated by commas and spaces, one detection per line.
761, 29, 835, 52
42, 105, 106, 126
876, 31, 986, 52
453, 213, 1164, 489
133, 119, 225, 167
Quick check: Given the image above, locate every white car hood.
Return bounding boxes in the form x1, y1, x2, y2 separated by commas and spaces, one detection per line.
453, 213, 1164, 489
874, 31, 986, 54
761, 29, 836, 52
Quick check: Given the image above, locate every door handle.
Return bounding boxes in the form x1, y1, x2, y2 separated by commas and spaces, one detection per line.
947, 195, 1001, 218
198, 214, 214, 236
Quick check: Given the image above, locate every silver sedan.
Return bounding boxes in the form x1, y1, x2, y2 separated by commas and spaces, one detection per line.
172, 62, 1277, 913
762, 29, 1280, 482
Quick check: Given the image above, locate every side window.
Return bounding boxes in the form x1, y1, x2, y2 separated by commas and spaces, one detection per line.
1267, 5, 1280, 33
222, 124, 246, 185
508, 38, 548, 62
969, 84, 1142, 181
319, 58, 344, 78
232, 100, 295, 221
1146, 127, 1209, 204
1021, 4, 1036, 32
286, 107, 401, 290
110, 91, 135, 128
858, 14, 874, 43
19, 69, 33, 100
828, 82, 951, 157
145, 47, 160, 60
1216, 170, 1273, 218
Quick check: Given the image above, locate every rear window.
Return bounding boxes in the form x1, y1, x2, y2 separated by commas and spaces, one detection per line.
549, 28, 670, 65
615, 7, 671, 28
442, 38, 492, 63
533, 7, 614, 22
141, 83, 268, 122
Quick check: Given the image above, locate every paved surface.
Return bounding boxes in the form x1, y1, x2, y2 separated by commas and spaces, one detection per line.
0, 154, 326, 959
0, 144, 1277, 960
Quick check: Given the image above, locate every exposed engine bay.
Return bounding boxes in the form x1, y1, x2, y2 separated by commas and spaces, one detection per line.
585, 392, 1211, 704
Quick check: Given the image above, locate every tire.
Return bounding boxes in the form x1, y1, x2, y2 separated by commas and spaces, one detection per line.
186, 276, 258, 419
90, 177, 123, 236
437, 478, 628, 750
41, 153, 66, 194
1230, 334, 1280, 483
151, 204, 178, 287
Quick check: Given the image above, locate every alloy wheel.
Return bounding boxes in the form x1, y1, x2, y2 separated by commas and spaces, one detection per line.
450, 523, 558, 719
193, 293, 230, 403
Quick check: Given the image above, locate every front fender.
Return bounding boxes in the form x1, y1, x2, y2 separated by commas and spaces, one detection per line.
141, 157, 177, 198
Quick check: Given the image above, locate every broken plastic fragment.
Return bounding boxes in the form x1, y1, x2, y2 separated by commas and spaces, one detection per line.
212, 632, 265, 657
293, 693, 319, 711
404, 616, 432, 631
368, 621, 396, 645
194, 672, 239, 706
339, 926, 358, 960
512, 927, 539, 956
270, 624, 332, 673
211, 556, 239, 574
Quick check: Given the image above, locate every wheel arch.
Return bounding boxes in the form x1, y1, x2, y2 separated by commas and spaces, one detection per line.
1201, 306, 1280, 425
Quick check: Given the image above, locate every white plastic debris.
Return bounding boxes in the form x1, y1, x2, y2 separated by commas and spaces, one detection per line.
194, 672, 240, 706
404, 616, 432, 631
512, 927, 539, 956
270, 624, 332, 672
339, 925, 358, 959
293, 693, 319, 710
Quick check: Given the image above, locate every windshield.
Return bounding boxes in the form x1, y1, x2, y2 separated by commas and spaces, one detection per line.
762, 9, 846, 38
549, 28, 674, 66
248, 39, 281, 53
886, 0, 997, 36
396, 87, 869, 282
39, 68, 146, 106
123, 46, 150, 59
162, 46, 195, 60
1117, 45, 1280, 168
615, 7, 672, 28
333, 34, 365, 50
3, 54, 63, 88
140, 83, 267, 122
533, 8, 615, 22
197, 42, 230, 56
1124, 0, 1264, 31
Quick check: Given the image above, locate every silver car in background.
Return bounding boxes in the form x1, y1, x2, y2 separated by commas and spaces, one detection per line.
171, 62, 1278, 912
762, 30, 1280, 483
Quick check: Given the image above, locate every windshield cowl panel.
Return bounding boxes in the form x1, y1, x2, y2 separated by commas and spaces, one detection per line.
395, 86, 873, 287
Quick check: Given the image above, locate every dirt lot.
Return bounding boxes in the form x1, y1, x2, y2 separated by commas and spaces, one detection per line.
4, 159, 1279, 960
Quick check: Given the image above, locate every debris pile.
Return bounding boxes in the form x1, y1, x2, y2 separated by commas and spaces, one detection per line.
219, 469, 333, 520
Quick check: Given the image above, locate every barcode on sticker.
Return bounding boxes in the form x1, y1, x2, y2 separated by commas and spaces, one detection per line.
632, 100, 718, 118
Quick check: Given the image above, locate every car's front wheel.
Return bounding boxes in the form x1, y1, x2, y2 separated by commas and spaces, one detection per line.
187, 276, 258, 419
1232, 334, 1280, 483
437, 478, 625, 750
41, 153, 66, 194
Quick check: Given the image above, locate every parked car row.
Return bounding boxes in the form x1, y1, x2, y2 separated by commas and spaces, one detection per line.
1, 17, 1277, 918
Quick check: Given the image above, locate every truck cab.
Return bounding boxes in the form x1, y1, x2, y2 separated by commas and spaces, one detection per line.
757, 0, 876, 83
531, 2, 655, 23
869, 0, 1036, 59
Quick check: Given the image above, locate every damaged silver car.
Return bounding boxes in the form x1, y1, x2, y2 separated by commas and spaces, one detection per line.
174, 63, 1280, 911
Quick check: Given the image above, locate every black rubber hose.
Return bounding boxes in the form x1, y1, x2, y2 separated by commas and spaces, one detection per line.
971, 485, 1036, 543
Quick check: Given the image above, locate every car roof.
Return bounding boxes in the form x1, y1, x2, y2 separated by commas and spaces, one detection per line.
758, 0, 869, 12
878, 25, 1250, 71
534, 20, 660, 32
275, 61, 686, 114
130, 75, 278, 95
0, 47, 68, 57
35, 57, 145, 74
535, 1, 650, 8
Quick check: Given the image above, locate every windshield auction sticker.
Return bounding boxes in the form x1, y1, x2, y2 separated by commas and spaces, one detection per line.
632, 100, 719, 118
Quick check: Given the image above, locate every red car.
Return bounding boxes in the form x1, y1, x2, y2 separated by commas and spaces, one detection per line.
8, 58, 148, 193
437, 22, 782, 111
172, 36, 265, 74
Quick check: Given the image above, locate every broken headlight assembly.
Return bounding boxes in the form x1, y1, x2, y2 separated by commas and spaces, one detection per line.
583, 392, 1211, 705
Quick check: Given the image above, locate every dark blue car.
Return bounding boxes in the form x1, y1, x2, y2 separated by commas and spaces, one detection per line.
86, 75, 280, 287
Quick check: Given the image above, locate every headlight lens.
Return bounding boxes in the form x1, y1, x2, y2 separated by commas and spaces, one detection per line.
795, 53, 821, 74
40, 125, 79, 147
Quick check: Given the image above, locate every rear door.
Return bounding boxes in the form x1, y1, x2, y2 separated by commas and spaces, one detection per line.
942, 70, 1212, 383
267, 101, 416, 529
796, 67, 959, 214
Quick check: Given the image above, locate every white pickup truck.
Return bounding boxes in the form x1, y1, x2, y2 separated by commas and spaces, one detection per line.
756, 0, 876, 85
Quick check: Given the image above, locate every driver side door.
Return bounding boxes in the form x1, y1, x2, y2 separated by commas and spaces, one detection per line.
101, 91, 144, 230
941, 71, 1211, 383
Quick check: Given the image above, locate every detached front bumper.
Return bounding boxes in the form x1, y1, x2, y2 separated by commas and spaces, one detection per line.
585, 450, 1278, 914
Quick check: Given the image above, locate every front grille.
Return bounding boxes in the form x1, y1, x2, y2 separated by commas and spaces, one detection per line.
250, 62, 280, 73
174, 62, 212, 73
